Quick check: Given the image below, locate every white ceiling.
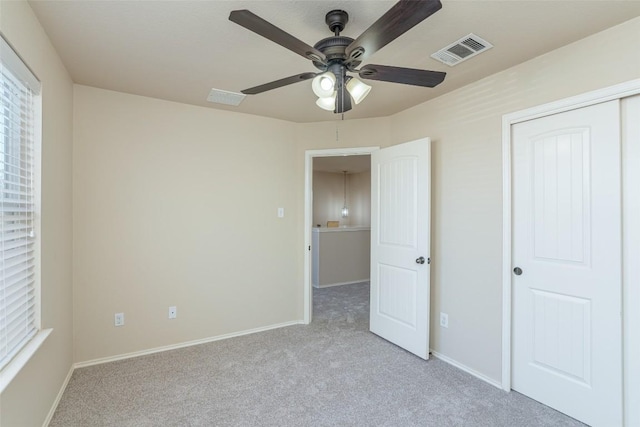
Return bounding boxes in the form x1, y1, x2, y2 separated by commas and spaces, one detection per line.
29, 1, 640, 123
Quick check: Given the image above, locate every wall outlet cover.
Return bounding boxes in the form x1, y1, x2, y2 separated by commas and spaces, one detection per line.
440, 312, 449, 328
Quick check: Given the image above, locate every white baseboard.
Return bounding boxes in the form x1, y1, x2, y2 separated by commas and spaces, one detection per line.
74, 320, 304, 369
313, 280, 370, 289
430, 349, 503, 390
43, 364, 74, 427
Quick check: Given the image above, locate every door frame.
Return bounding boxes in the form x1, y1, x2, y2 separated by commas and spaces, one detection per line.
501, 79, 640, 423
303, 147, 379, 324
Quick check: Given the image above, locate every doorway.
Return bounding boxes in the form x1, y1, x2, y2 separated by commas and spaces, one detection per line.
311, 155, 372, 291
304, 139, 433, 360
304, 147, 379, 324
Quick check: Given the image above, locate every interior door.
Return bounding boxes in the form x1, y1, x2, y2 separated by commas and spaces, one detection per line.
511, 101, 622, 426
370, 138, 430, 359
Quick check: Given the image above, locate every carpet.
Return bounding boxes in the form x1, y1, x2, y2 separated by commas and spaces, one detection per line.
49, 282, 584, 426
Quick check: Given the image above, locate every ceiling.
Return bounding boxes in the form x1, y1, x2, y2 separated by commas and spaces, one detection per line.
314, 155, 371, 173
29, 1, 640, 123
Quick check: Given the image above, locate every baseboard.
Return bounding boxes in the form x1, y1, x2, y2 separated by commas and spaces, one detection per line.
313, 280, 370, 289
430, 349, 503, 390
43, 364, 74, 427
74, 320, 304, 369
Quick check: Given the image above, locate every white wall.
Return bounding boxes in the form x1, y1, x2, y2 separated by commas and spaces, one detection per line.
312, 170, 371, 227
0, 1, 74, 425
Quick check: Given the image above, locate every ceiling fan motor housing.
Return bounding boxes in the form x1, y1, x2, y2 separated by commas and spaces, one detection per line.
313, 36, 356, 69
325, 10, 348, 34
312, 10, 362, 70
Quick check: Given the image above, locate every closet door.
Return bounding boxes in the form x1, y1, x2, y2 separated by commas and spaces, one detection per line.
511, 101, 622, 426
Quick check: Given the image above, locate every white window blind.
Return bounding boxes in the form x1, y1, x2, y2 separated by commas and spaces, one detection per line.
0, 35, 41, 371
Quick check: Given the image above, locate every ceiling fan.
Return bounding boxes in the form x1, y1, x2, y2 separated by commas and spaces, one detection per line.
229, 0, 446, 114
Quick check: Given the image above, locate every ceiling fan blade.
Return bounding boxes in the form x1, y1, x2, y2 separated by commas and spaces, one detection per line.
359, 64, 446, 87
241, 72, 317, 95
345, 0, 442, 65
229, 10, 326, 63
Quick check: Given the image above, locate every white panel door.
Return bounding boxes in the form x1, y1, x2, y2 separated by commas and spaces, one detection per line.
512, 101, 622, 426
370, 138, 430, 359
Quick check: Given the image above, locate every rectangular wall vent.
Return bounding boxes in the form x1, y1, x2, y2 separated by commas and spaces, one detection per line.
431, 33, 493, 67
207, 88, 246, 106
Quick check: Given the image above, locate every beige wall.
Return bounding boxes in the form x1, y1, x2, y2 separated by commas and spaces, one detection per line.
346, 171, 371, 227
72, 86, 300, 362
312, 170, 371, 227
313, 229, 370, 287
388, 17, 640, 382
73, 89, 390, 363
0, 1, 74, 426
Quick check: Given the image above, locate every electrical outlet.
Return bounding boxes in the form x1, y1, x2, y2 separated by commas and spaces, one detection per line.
277, 207, 284, 218
115, 312, 124, 327
169, 306, 177, 319
440, 312, 449, 328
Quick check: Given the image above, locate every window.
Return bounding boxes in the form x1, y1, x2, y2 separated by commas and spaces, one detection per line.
0, 35, 41, 372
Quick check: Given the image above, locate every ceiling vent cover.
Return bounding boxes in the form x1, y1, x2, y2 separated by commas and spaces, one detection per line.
431, 33, 493, 66
207, 88, 246, 106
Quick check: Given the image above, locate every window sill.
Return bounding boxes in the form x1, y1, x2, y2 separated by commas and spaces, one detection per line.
0, 329, 52, 393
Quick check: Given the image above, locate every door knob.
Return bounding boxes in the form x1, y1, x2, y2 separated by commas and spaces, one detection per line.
513, 267, 523, 275
416, 256, 425, 264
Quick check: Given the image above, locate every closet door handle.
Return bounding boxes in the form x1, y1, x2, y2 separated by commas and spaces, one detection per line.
416, 256, 425, 264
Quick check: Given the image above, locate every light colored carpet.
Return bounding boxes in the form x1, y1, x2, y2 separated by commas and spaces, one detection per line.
50, 282, 584, 426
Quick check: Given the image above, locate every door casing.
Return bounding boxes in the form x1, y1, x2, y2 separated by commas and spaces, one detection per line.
502, 79, 640, 425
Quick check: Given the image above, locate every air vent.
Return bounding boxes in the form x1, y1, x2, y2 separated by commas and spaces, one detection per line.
206, 88, 246, 106
431, 33, 493, 66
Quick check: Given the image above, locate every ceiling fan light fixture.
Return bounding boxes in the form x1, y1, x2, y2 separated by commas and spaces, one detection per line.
316, 93, 337, 111
346, 77, 372, 105
312, 72, 336, 97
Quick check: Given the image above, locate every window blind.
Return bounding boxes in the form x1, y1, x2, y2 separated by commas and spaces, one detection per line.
0, 36, 40, 371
